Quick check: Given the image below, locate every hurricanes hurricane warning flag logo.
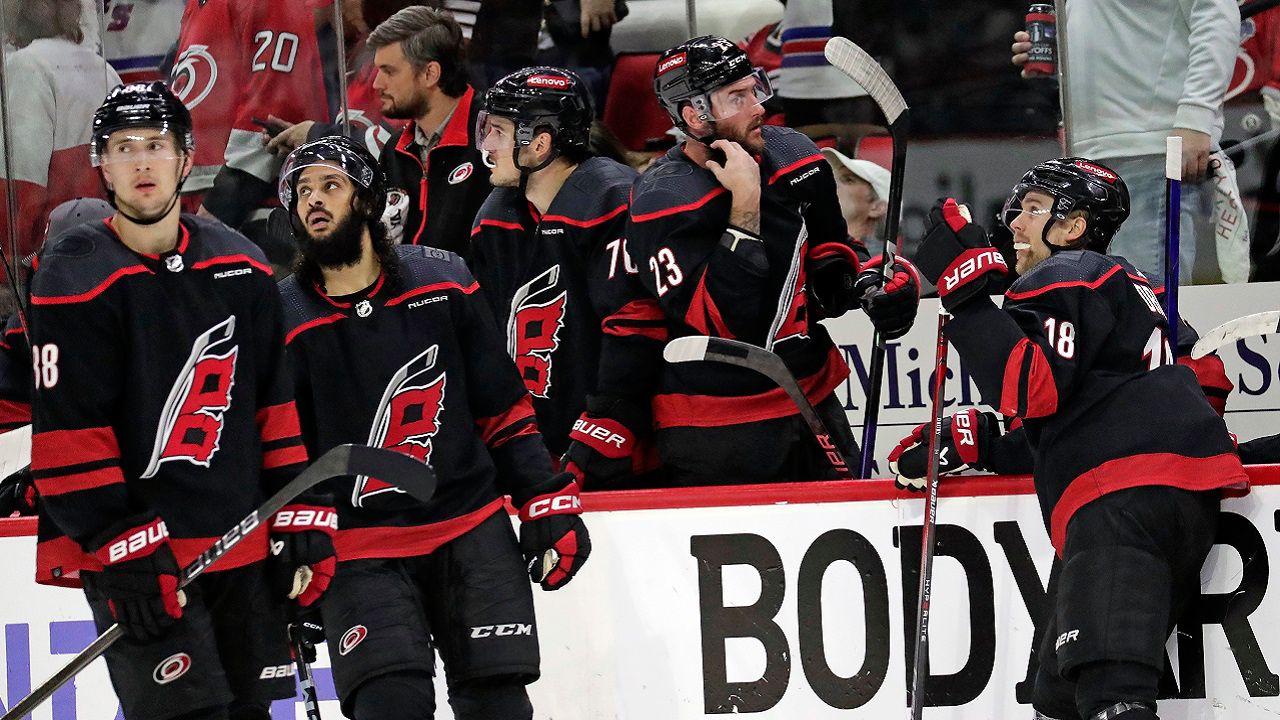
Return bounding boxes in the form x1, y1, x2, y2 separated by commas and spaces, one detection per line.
506, 265, 567, 398
142, 316, 239, 479
353, 345, 446, 507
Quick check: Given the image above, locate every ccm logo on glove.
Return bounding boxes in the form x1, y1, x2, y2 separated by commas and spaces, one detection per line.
940, 248, 1007, 295
104, 519, 169, 563
524, 493, 582, 519
271, 508, 338, 531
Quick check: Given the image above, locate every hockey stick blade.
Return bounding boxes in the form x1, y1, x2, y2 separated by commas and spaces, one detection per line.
664, 336, 853, 478
2, 444, 435, 720
1191, 311, 1280, 359
823, 37, 906, 125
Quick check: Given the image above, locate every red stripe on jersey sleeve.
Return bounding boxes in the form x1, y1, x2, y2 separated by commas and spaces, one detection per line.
385, 281, 480, 306
685, 271, 732, 338
1004, 264, 1122, 301
542, 203, 628, 228
34, 465, 126, 496
999, 339, 1058, 419
603, 299, 669, 340
475, 394, 538, 448
474, 218, 525, 234
32, 427, 121, 470
192, 254, 274, 276
766, 153, 824, 186
0, 399, 31, 428
286, 313, 346, 344
257, 402, 303, 443
263, 445, 308, 471
30, 265, 152, 305
630, 187, 727, 223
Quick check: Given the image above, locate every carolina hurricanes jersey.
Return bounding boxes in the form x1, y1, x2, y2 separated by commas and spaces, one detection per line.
29, 215, 307, 586
469, 157, 665, 455
626, 125, 863, 431
1231, 8, 1280, 99
171, 0, 329, 193
281, 246, 554, 561
947, 250, 1247, 555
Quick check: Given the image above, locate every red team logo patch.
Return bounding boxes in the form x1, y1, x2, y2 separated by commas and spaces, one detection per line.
506, 265, 567, 399
152, 653, 192, 685
448, 162, 474, 185
339, 625, 368, 656
142, 316, 238, 479
354, 346, 447, 507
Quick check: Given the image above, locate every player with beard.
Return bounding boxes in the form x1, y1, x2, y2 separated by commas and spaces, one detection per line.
278, 135, 590, 720
626, 36, 921, 485
904, 157, 1247, 720
28, 81, 329, 720
469, 67, 665, 488
367, 6, 491, 258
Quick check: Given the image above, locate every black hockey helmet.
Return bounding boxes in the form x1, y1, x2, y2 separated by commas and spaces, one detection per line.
1002, 157, 1130, 253
479, 66, 594, 155
278, 135, 386, 221
90, 81, 194, 167
653, 35, 772, 132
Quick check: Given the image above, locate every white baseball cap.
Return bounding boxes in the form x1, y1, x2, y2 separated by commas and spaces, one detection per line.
821, 148, 891, 201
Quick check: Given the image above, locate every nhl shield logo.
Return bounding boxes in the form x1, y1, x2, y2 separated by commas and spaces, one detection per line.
355, 300, 373, 317
165, 254, 184, 273
448, 162, 474, 185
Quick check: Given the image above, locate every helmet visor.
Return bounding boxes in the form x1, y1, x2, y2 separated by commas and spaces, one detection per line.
1000, 190, 1055, 231
475, 111, 519, 155
278, 143, 375, 207
93, 127, 183, 167
707, 68, 773, 120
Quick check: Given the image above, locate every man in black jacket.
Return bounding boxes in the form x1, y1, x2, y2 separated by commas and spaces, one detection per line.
367, 6, 491, 259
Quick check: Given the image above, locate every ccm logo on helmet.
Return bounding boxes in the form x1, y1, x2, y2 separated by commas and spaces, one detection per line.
526, 74, 569, 89
448, 162, 474, 185
339, 625, 368, 656
941, 249, 1007, 293
1072, 160, 1117, 182
526, 494, 581, 518
657, 52, 688, 75
572, 418, 627, 449
153, 653, 191, 685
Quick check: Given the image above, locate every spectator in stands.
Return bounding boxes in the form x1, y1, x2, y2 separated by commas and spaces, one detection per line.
822, 147, 890, 257
777, 0, 890, 127
0, 0, 120, 264
366, 5, 491, 258
1010, 0, 1239, 284
538, 0, 629, 113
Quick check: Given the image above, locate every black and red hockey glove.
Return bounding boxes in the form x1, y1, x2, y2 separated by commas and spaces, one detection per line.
0, 467, 35, 517
887, 408, 1001, 491
269, 501, 338, 607
514, 472, 591, 590
854, 254, 921, 340
916, 198, 1008, 311
561, 395, 648, 490
89, 514, 184, 641
807, 241, 864, 317
1176, 354, 1232, 417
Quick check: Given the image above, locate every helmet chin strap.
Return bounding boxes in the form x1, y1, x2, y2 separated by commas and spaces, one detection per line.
514, 144, 559, 195
104, 163, 188, 227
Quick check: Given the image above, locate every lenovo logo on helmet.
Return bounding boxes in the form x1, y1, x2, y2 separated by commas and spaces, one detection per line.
527, 74, 570, 89
657, 52, 688, 75
1072, 160, 1117, 182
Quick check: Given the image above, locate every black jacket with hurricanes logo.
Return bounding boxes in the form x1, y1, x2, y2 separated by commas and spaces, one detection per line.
379, 86, 491, 259
281, 245, 554, 561
469, 157, 666, 455
29, 215, 307, 587
626, 125, 865, 431
946, 249, 1247, 554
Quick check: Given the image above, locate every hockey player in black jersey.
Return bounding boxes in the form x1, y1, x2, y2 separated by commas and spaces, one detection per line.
471, 66, 664, 489
628, 35, 921, 485
906, 157, 1248, 720
277, 135, 590, 720
29, 82, 331, 720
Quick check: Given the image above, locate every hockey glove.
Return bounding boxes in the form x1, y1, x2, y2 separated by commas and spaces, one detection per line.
807, 242, 863, 317
1177, 354, 1232, 417
854, 254, 922, 340
269, 501, 338, 607
289, 605, 326, 664
514, 472, 591, 590
89, 515, 184, 641
561, 395, 647, 489
916, 199, 1008, 311
0, 467, 35, 517
887, 409, 1001, 491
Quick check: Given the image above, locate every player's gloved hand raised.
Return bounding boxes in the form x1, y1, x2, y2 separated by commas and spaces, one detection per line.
514, 472, 591, 590
269, 500, 338, 607
561, 395, 649, 489
853, 254, 921, 340
916, 198, 1008, 311
88, 514, 185, 641
887, 409, 1001, 491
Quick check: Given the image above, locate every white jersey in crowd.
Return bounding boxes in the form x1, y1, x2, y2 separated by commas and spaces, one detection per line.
775, 0, 865, 101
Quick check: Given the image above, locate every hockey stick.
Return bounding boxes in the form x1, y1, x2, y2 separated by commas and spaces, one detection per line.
909, 305, 950, 720
1191, 310, 1280, 359
289, 614, 324, 720
1164, 136, 1182, 352
663, 336, 853, 478
823, 37, 909, 478
2, 444, 435, 720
